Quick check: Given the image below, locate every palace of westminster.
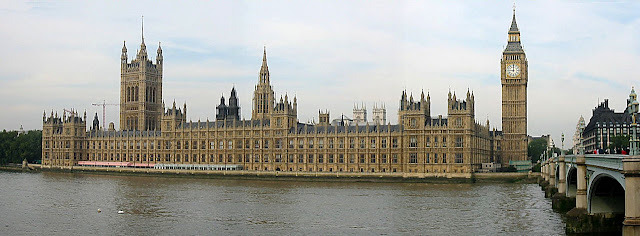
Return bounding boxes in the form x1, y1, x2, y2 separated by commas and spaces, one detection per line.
41, 10, 529, 174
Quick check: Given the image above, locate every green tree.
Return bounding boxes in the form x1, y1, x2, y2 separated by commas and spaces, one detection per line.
0, 130, 42, 165
608, 135, 630, 151
528, 138, 547, 163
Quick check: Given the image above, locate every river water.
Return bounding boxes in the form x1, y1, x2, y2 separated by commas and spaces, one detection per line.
0, 171, 565, 235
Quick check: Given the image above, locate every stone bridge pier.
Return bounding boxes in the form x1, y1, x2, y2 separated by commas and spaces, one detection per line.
542, 154, 638, 234
623, 156, 640, 235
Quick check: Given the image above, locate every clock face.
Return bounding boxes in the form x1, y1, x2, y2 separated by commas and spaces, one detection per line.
506, 64, 520, 77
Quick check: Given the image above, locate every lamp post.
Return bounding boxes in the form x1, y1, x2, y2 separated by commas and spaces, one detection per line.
631, 95, 639, 156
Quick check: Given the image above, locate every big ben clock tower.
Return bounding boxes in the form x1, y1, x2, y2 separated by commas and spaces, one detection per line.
501, 8, 528, 164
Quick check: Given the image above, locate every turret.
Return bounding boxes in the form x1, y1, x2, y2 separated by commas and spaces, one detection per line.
217, 95, 228, 120
319, 110, 330, 126
156, 42, 163, 66
227, 87, 240, 120
121, 41, 128, 66
92, 113, 100, 131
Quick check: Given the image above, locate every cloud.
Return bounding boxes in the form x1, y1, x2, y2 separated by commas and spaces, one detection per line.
1, 0, 640, 148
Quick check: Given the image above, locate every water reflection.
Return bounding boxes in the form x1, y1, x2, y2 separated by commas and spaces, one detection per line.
0, 172, 565, 235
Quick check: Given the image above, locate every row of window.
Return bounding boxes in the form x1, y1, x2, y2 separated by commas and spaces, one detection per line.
77, 152, 466, 164
46, 136, 466, 150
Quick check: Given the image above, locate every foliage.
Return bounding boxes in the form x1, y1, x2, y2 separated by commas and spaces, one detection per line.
532, 163, 541, 172
607, 135, 630, 150
499, 166, 518, 172
528, 138, 547, 163
0, 130, 42, 165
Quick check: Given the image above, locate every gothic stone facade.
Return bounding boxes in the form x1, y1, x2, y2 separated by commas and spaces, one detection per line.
41, 11, 527, 173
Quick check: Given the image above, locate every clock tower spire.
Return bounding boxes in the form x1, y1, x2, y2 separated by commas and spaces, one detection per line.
500, 7, 528, 166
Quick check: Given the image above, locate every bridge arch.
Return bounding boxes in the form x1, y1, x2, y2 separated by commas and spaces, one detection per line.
588, 173, 625, 214
566, 167, 577, 197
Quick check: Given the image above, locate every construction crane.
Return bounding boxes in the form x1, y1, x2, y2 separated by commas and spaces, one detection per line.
91, 100, 119, 130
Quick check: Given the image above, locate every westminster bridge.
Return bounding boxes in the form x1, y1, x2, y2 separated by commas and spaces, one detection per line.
541, 154, 640, 234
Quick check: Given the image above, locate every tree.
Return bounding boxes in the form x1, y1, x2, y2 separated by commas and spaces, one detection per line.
0, 130, 42, 165
608, 135, 630, 151
528, 138, 547, 163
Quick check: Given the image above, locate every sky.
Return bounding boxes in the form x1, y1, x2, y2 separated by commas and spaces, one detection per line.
1, 0, 639, 147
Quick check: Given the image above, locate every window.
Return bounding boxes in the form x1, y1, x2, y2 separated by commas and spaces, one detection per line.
442, 137, 447, 147
409, 153, 417, 163
288, 154, 294, 163
392, 138, 398, 148
392, 154, 398, 163
329, 154, 334, 163
309, 140, 314, 149
329, 139, 335, 148
275, 154, 282, 163
298, 155, 304, 163
339, 154, 345, 163
410, 136, 417, 147
442, 153, 447, 163
308, 154, 314, 163
359, 154, 365, 163
455, 153, 463, 163
210, 141, 215, 149
381, 154, 387, 163
219, 141, 224, 149
434, 154, 438, 163
359, 139, 365, 149
318, 154, 324, 163
318, 139, 324, 149
381, 138, 387, 148
298, 140, 304, 149
370, 139, 376, 148
370, 154, 376, 163
228, 141, 233, 149
426, 153, 430, 163
455, 137, 463, 147
349, 154, 355, 164
350, 138, 355, 148
426, 137, 430, 147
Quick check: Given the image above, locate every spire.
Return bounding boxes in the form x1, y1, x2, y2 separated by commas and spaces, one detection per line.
259, 46, 270, 84
141, 15, 145, 44
510, 4, 519, 32
504, 6, 524, 53
138, 16, 147, 58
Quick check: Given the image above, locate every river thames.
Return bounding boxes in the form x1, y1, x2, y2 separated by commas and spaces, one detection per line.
0, 171, 565, 235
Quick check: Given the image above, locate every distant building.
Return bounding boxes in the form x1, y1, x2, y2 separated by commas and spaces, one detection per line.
572, 116, 585, 154
17, 125, 25, 136
582, 88, 639, 153
372, 103, 387, 125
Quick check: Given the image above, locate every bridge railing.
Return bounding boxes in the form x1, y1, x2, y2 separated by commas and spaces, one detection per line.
561, 154, 624, 171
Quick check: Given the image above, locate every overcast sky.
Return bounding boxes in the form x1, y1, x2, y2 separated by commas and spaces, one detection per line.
1, 1, 639, 147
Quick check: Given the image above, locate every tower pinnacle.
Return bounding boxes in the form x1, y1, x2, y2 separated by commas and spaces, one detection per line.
259, 47, 270, 84
141, 15, 145, 44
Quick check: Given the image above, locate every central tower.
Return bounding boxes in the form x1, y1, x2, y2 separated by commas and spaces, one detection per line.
252, 48, 275, 120
120, 20, 163, 131
501, 9, 528, 164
